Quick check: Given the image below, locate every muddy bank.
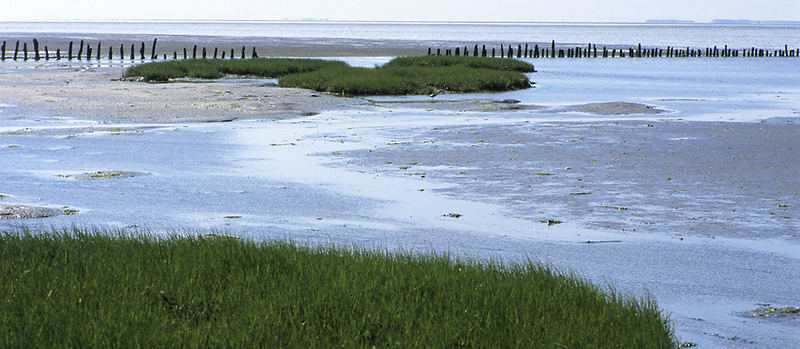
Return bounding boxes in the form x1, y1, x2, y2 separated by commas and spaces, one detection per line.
0, 205, 64, 219
370, 99, 667, 114
0, 62, 369, 122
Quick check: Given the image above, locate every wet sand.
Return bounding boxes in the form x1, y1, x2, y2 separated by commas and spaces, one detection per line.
0, 61, 369, 122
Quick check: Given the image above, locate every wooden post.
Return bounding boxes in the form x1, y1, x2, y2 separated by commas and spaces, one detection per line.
97, 42, 101, 60
151, 38, 157, 60
14, 40, 20, 61
474, 44, 478, 57
464, 46, 468, 56
491, 48, 495, 57
183, 47, 187, 59
33, 39, 40, 60
139, 42, 145, 60
86, 46, 92, 60
436, 48, 441, 56
1, 41, 4, 61
500, 44, 504, 57
213, 47, 218, 59
202, 47, 207, 59
637, 43, 641, 57
120, 44, 124, 60
455, 47, 460, 56
192, 45, 197, 59
612, 49, 616, 58
508, 46, 513, 58
221, 50, 226, 59
230, 48, 234, 59
517, 44, 522, 58
173, 51, 177, 60
45, 46, 49, 60
427, 47, 431, 55
77, 40, 84, 60
534, 44, 539, 58
108, 46, 112, 60
23, 42, 27, 61
482, 44, 487, 57
241, 46, 245, 59
551, 40, 556, 58
524, 44, 528, 58
56, 49, 60, 60
130, 44, 135, 60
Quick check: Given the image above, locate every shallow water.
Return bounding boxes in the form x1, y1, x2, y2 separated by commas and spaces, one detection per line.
2, 57, 800, 347
3, 21, 800, 48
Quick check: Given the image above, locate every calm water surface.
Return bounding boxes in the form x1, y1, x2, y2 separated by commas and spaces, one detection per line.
1, 21, 799, 48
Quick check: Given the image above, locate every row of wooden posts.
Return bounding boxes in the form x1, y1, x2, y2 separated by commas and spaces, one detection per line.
429, 41, 800, 58
0, 39, 261, 61
2, 38, 798, 62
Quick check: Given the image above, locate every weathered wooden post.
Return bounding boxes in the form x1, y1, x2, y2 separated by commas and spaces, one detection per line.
1, 41, 4, 61
97, 42, 101, 60
221, 50, 226, 59
120, 44, 124, 60
524, 44, 528, 58
230, 48, 234, 59
533, 44, 539, 58
23, 42, 28, 61
436, 48, 441, 56
464, 46, 468, 56
130, 44, 135, 60
183, 47, 187, 59
56, 49, 60, 60
213, 47, 218, 59
77, 40, 84, 60
139, 42, 145, 60
482, 45, 487, 57
202, 47, 207, 59
508, 46, 513, 58
427, 47, 431, 55
45, 46, 49, 60
86, 46, 92, 60
517, 44, 521, 58
108, 46, 112, 60
636, 43, 641, 57
151, 38, 157, 60
455, 47, 460, 56
491, 48, 495, 57
173, 51, 177, 60
33, 39, 40, 60
192, 45, 197, 59
14, 40, 20, 61
551, 40, 556, 58
473, 44, 478, 57
241, 46, 245, 59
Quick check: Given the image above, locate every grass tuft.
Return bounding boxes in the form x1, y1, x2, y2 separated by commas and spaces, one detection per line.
0, 228, 675, 347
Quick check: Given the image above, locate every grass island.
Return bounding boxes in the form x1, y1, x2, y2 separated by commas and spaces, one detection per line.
122, 56, 535, 96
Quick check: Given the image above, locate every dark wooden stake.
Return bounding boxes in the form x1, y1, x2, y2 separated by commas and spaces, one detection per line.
108, 46, 113, 60
14, 40, 20, 61
202, 47, 207, 59
77, 40, 84, 60
23, 42, 28, 61
130, 44, 135, 60
33, 39, 40, 60
56, 49, 60, 60
252, 47, 257, 58
241, 46, 245, 59
139, 42, 145, 60
192, 45, 197, 59
97, 42, 101, 60
120, 44, 124, 60
151, 38, 157, 60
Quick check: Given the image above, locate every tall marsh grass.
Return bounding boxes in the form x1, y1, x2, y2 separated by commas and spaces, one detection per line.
0, 228, 675, 347
122, 56, 535, 95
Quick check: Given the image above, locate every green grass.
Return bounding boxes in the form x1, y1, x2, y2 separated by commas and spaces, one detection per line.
123, 56, 535, 95
0, 228, 675, 347
122, 58, 349, 82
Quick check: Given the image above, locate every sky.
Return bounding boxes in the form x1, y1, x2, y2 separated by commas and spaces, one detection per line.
3, 0, 799, 22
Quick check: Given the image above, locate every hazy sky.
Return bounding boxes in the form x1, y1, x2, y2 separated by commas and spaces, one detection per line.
3, 0, 799, 22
